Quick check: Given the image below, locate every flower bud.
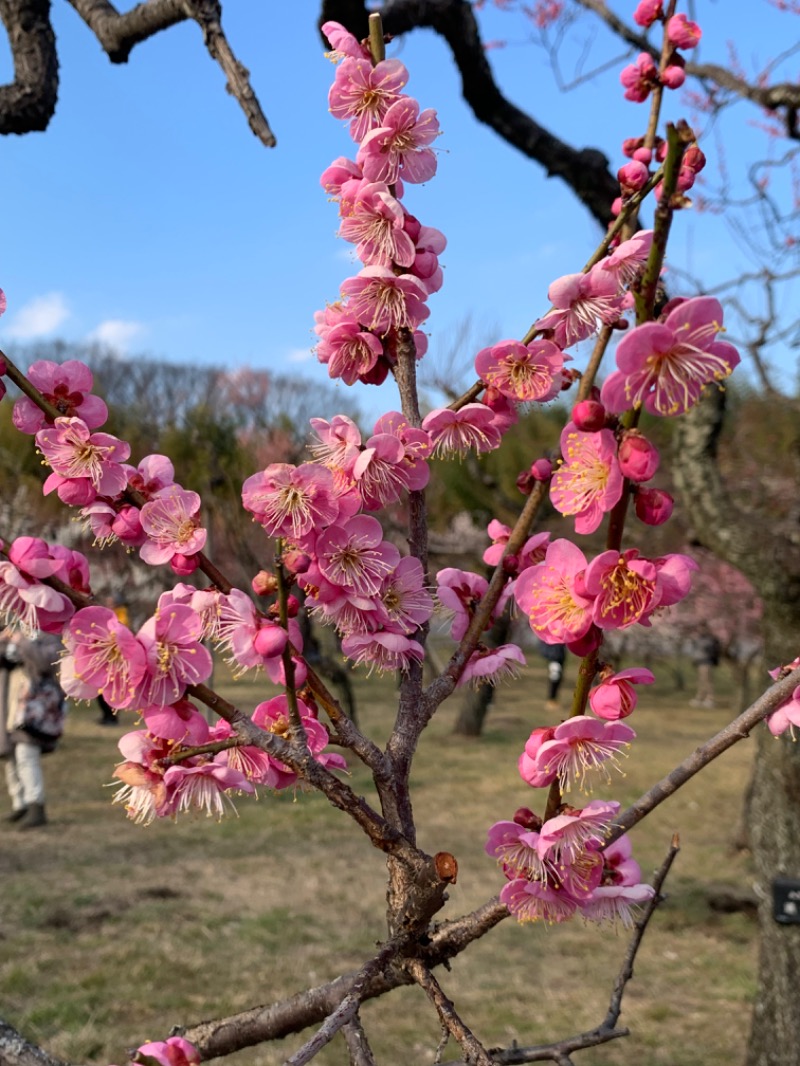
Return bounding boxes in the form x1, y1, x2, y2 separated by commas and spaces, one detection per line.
513, 807, 543, 831
634, 486, 674, 525
282, 549, 312, 576
618, 432, 660, 481
530, 458, 553, 481
253, 623, 288, 659
633, 145, 653, 164
633, 0, 663, 28
571, 399, 606, 432
252, 570, 278, 596
667, 13, 702, 49
502, 554, 519, 575
661, 62, 686, 90
618, 159, 650, 197
170, 552, 199, 576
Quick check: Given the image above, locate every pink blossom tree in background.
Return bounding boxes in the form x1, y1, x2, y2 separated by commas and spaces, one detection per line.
2, 5, 800, 1066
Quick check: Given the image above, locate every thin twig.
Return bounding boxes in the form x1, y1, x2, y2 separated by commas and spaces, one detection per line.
406, 960, 494, 1066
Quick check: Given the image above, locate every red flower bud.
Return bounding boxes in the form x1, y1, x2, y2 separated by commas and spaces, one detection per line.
571, 399, 606, 432
634, 486, 674, 525
618, 432, 660, 482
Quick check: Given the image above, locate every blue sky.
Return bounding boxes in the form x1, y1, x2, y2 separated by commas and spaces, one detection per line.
3, 2, 798, 414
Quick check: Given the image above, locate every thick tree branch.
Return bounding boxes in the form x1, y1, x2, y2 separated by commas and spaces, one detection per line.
0, 0, 58, 134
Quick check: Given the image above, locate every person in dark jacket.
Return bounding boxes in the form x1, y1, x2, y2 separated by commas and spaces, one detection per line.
539, 639, 566, 711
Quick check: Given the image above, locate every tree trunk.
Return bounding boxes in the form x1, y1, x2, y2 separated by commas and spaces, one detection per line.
452, 611, 511, 736
672, 387, 800, 1066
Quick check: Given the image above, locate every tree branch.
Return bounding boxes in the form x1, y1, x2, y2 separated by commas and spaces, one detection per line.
0, 0, 58, 134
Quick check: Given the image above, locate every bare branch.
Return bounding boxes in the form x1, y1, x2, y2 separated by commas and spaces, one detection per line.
65, 0, 276, 145
0, 0, 58, 133
405, 960, 494, 1066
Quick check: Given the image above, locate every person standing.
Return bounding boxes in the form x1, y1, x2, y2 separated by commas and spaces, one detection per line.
2, 631, 67, 830
689, 625, 722, 708
539, 640, 567, 711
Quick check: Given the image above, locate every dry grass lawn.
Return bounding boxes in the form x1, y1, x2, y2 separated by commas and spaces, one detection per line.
0, 659, 759, 1065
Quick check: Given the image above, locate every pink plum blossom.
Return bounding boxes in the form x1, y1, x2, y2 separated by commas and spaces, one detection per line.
321, 20, 371, 62
437, 567, 489, 641
633, 0, 662, 27
317, 515, 400, 597
341, 629, 425, 673
67, 606, 147, 708
139, 487, 207, 565
163, 759, 254, 819
668, 13, 702, 48
550, 423, 624, 534
13, 359, 108, 434
329, 58, 409, 142
249, 694, 347, 789
422, 404, 502, 457
215, 588, 290, 674
533, 716, 636, 793
0, 558, 73, 636
537, 799, 620, 864
535, 269, 623, 348
357, 97, 439, 185
458, 643, 526, 687
377, 557, 433, 632
475, 338, 566, 402
601, 230, 653, 288
766, 686, 800, 737
352, 417, 430, 509
340, 266, 430, 334
320, 156, 363, 199
485, 820, 547, 880
588, 667, 655, 719
582, 548, 659, 630
620, 53, 660, 102
134, 1037, 201, 1066
514, 539, 594, 646
500, 878, 577, 924
125, 454, 176, 498
37, 417, 130, 500
601, 297, 740, 417
137, 605, 213, 706
339, 182, 416, 267
519, 726, 558, 788
141, 698, 211, 745
242, 462, 341, 544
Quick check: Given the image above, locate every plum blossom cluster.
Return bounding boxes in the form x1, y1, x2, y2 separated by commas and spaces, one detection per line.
12, 359, 210, 577
0, 536, 90, 636
487, 805, 654, 926
242, 414, 434, 673
315, 22, 443, 388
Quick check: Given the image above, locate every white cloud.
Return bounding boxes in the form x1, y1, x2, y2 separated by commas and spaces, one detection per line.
88, 319, 146, 352
6, 292, 70, 339
287, 346, 313, 364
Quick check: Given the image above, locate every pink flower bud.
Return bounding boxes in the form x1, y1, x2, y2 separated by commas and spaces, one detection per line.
252, 570, 278, 596
633, 145, 653, 164
633, 0, 663, 28
571, 399, 606, 432
112, 505, 145, 546
513, 807, 543, 830
618, 160, 650, 197
516, 470, 535, 496
170, 552, 200, 576
618, 432, 660, 482
282, 548, 312, 576
661, 63, 686, 90
667, 13, 702, 49
253, 623, 288, 659
502, 554, 519, 575
530, 458, 553, 481
285, 594, 300, 618
634, 486, 674, 525
610, 196, 623, 217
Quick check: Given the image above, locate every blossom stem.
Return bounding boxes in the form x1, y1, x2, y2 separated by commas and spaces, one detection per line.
576, 322, 616, 402
367, 11, 385, 65
634, 121, 688, 324
157, 738, 243, 766
0, 349, 63, 422
276, 539, 304, 739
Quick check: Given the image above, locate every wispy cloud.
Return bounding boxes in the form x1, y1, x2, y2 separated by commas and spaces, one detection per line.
6, 292, 70, 339
287, 346, 313, 364
88, 319, 146, 353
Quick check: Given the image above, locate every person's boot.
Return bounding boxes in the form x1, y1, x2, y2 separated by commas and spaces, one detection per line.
17, 802, 47, 830
5, 807, 28, 823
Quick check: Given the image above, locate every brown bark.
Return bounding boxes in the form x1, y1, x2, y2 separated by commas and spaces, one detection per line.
0, 0, 57, 133
672, 387, 800, 1066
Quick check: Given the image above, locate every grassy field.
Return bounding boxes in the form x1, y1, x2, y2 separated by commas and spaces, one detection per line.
0, 658, 760, 1066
